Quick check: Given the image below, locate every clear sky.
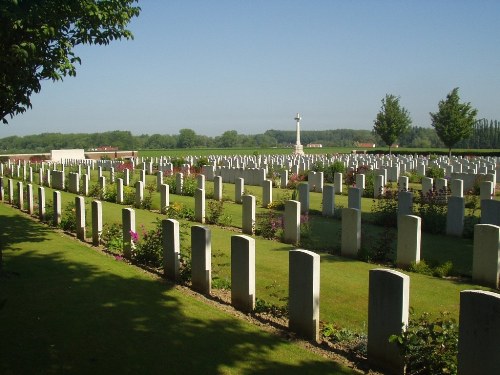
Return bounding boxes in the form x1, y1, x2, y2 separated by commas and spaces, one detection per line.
3, 0, 499, 138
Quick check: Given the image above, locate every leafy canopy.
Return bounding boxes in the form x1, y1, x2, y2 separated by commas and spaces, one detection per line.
430, 88, 478, 155
0, 0, 141, 124
373, 94, 412, 153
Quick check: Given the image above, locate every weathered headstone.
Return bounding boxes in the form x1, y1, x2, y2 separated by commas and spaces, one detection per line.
162, 219, 180, 281
450, 179, 464, 198
368, 269, 409, 374
347, 187, 362, 210
75, 196, 86, 240
397, 215, 421, 267
284, 200, 300, 244
242, 195, 255, 235
472, 224, 500, 288
446, 196, 465, 236
176, 172, 183, 195
195, 188, 205, 223
458, 290, 500, 374
122, 208, 135, 259
231, 235, 255, 313
53, 191, 62, 226
334, 172, 343, 194
298, 182, 309, 213
341, 208, 361, 257
92, 200, 102, 246
160, 183, 169, 214
214, 176, 223, 201
191, 225, 211, 295
397, 191, 413, 216
481, 199, 500, 226
262, 179, 272, 208
289, 249, 320, 341
38, 186, 45, 221
322, 184, 335, 217
16, 181, 23, 209
135, 180, 144, 207
26, 183, 34, 215
235, 177, 244, 204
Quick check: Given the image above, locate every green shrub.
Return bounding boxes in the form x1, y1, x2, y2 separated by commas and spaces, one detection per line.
134, 220, 163, 268
101, 222, 123, 254
60, 202, 77, 232
415, 189, 447, 234
390, 311, 458, 375
426, 166, 445, 179
182, 175, 198, 197
255, 212, 283, 240
371, 189, 398, 228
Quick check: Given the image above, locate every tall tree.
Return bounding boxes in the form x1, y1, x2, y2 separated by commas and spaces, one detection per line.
177, 128, 197, 148
430, 88, 478, 157
373, 94, 412, 155
0, 0, 140, 124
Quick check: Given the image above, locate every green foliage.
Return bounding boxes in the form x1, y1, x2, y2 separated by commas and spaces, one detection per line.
206, 200, 232, 226
430, 88, 478, 157
267, 190, 292, 210
373, 94, 412, 154
255, 212, 284, 240
134, 221, 163, 268
123, 186, 135, 205
60, 202, 77, 232
408, 260, 454, 278
415, 189, 448, 234
311, 160, 346, 183
359, 225, 396, 264
181, 175, 198, 197
0, 0, 140, 124
321, 322, 367, 358
164, 202, 195, 221
101, 222, 123, 254
425, 166, 445, 179
88, 183, 104, 199
390, 311, 458, 375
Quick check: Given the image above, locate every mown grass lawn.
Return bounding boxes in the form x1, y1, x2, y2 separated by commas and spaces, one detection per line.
0, 203, 358, 375
3, 174, 495, 336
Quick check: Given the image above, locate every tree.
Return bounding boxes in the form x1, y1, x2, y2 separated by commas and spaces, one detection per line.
217, 130, 239, 148
430, 88, 478, 157
177, 128, 197, 148
0, 0, 140, 124
373, 94, 412, 155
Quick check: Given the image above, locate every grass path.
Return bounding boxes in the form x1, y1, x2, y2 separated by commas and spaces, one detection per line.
0, 204, 357, 375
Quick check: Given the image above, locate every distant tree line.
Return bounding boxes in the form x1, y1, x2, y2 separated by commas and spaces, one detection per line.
0, 120, 498, 153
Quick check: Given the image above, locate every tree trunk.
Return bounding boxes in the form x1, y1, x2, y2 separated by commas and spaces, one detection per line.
448, 147, 452, 158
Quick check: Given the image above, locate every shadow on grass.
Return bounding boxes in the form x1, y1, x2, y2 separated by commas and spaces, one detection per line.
0, 212, 51, 251
0, 213, 353, 374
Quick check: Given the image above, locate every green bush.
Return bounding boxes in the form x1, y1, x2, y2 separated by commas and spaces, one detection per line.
390, 311, 458, 375
101, 222, 123, 254
426, 166, 445, 179
60, 202, 77, 232
134, 220, 163, 268
370, 189, 398, 228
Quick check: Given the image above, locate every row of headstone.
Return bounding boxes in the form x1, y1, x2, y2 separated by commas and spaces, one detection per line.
2, 173, 499, 373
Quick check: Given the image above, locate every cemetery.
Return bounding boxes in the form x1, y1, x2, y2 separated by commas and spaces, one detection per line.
1, 150, 499, 374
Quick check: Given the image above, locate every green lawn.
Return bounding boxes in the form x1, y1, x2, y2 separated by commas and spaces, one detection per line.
2, 174, 495, 335
0, 203, 357, 375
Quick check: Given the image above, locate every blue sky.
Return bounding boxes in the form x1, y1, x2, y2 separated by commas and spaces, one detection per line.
3, 0, 499, 137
